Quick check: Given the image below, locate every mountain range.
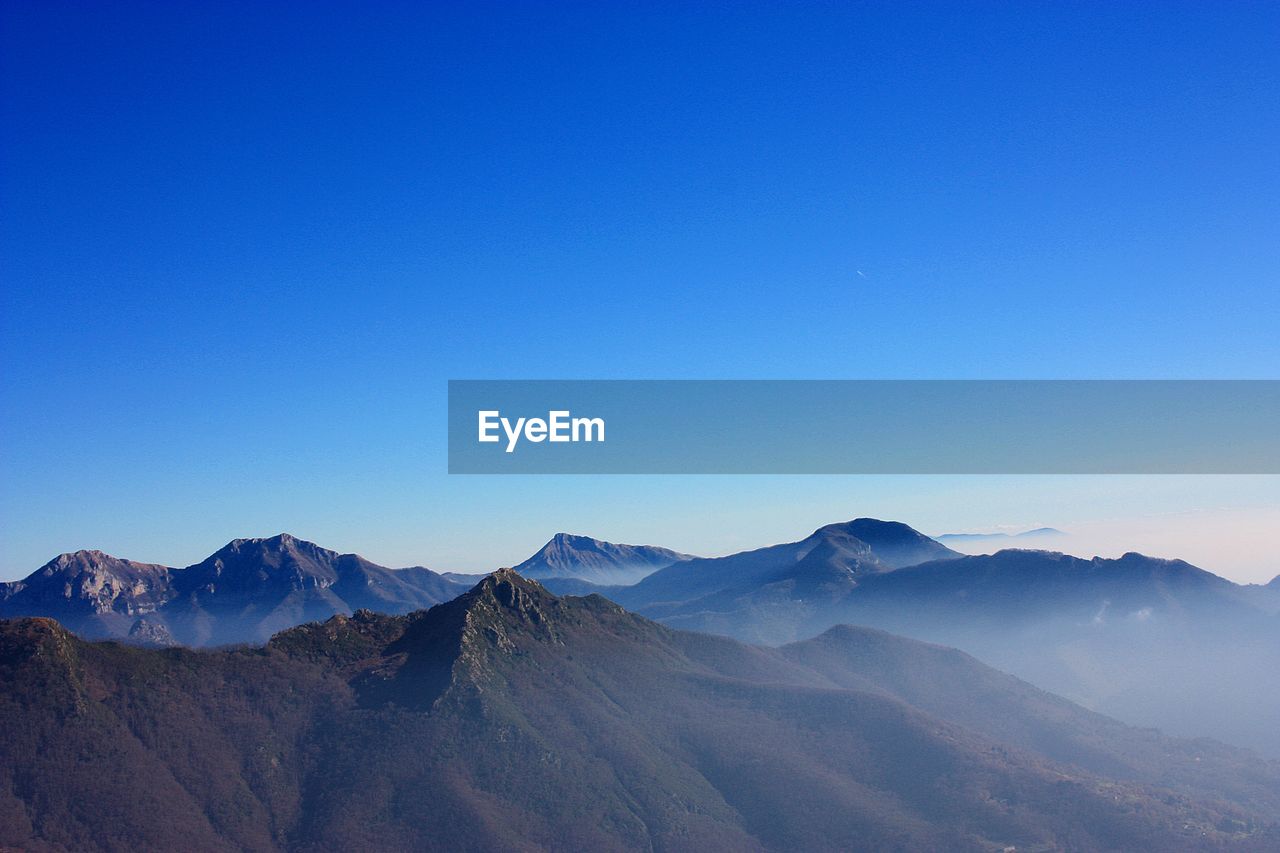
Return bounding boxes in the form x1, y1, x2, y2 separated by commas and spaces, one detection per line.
3, 571, 1278, 851
5, 519, 1279, 759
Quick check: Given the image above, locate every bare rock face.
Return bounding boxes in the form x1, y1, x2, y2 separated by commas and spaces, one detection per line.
3, 551, 175, 619
126, 617, 177, 648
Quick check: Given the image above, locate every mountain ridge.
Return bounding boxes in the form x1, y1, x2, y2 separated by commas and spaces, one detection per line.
7, 520, 1278, 759
0, 534, 466, 647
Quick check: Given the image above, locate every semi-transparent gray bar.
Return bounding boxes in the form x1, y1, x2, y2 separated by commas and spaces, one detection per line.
447, 380, 1280, 474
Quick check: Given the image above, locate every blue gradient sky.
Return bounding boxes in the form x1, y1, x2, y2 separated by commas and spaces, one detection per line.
2, 2, 1278, 581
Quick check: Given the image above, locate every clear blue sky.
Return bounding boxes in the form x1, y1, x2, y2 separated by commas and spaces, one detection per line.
2, 2, 1277, 581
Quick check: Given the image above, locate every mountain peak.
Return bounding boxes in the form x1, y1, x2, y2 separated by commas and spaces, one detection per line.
57, 548, 112, 563
808, 518, 960, 569
41, 549, 168, 575
355, 569, 596, 709
201, 532, 346, 572
461, 569, 559, 628
514, 534, 690, 584
221, 532, 333, 556
815, 518, 915, 536
548, 532, 596, 546
473, 566, 549, 599
174, 534, 351, 603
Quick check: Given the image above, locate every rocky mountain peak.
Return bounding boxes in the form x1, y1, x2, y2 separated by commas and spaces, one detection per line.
460, 569, 557, 628
42, 550, 168, 577
127, 617, 177, 648
547, 532, 595, 549
52, 549, 111, 567
8, 551, 176, 617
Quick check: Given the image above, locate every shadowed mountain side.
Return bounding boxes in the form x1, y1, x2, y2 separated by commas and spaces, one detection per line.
2, 573, 1278, 851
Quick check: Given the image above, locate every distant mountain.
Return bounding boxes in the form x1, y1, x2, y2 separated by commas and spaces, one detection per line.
440, 571, 489, 585
2, 572, 1276, 851
936, 527, 1066, 543
512, 532, 692, 584
612, 518, 959, 638
0, 534, 467, 647
126, 616, 177, 647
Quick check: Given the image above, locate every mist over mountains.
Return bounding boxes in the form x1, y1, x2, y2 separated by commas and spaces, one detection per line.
5, 518, 1279, 762
601, 528, 1280, 759
4, 571, 1278, 851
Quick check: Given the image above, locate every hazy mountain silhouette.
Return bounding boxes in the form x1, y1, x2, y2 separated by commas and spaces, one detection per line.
2, 572, 1276, 851
783, 624, 1280, 821
936, 527, 1066, 543
836, 550, 1280, 759
512, 532, 691, 584
0, 534, 466, 647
